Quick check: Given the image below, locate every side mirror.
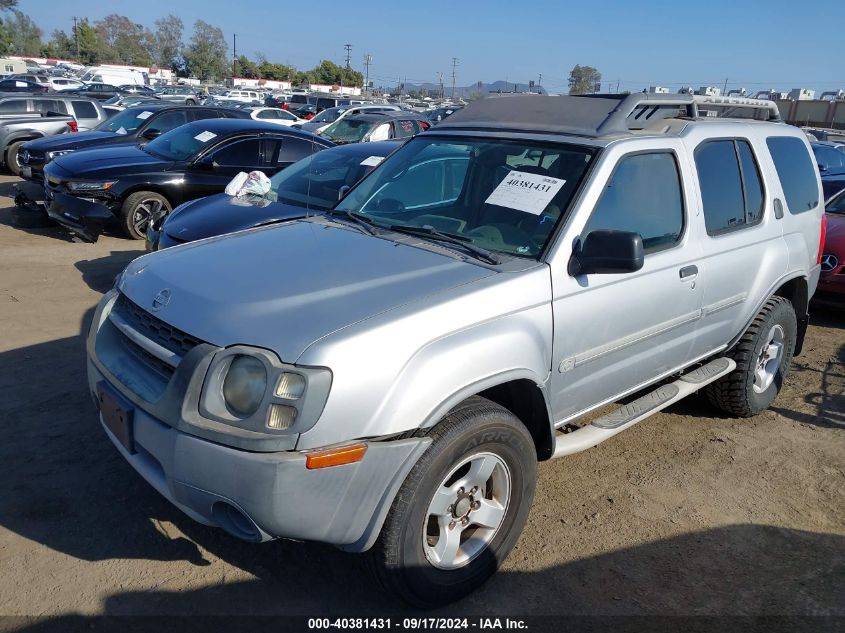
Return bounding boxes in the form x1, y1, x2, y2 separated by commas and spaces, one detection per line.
338, 184, 351, 200
141, 128, 161, 140
568, 230, 644, 276
195, 154, 215, 169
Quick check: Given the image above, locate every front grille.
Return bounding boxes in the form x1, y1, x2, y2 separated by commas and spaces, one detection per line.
112, 292, 203, 358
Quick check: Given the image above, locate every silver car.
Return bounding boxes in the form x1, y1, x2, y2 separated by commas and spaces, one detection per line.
87, 93, 824, 606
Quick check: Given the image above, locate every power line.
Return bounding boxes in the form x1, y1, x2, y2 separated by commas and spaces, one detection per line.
363, 53, 372, 93
72, 16, 80, 59
232, 33, 237, 78
451, 57, 459, 99
344, 44, 352, 70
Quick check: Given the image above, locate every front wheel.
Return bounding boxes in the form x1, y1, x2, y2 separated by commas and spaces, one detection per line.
6, 140, 25, 176
368, 396, 537, 607
119, 192, 171, 240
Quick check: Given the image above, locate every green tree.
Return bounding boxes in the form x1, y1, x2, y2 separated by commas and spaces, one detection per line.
567, 64, 601, 95
307, 59, 363, 87
75, 18, 104, 65
94, 14, 153, 65
0, 9, 42, 56
235, 55, 258, 78
182, 19, 227, 81
150, 14, 183, 71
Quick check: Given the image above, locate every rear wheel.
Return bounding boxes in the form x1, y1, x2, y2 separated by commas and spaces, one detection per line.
185, 98, 196, 106
705, 296, 797, 417
368, 396, 537, 607
6, 140, 25, 176
119, 192, 171, 240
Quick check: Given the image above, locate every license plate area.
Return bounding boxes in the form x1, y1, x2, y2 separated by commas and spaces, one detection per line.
97, 382, 135, 454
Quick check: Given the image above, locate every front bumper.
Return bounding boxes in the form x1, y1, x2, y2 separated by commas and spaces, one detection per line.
45, 191, 114, 243
87, 290, 430, 549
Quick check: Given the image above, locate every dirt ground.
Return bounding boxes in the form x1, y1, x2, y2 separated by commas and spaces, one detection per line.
0, 174, 842, 621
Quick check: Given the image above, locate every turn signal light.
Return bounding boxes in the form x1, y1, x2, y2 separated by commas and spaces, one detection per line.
305, 443, 367, 470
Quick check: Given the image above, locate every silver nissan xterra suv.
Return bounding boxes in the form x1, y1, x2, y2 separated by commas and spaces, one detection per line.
87, 93, 824, 606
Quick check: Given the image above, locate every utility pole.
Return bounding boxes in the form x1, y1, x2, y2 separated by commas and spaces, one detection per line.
450, 57, 459, 100
344, 44, 353, 69
437, 71, 444, 100
232, 34, 237, 79
723, 77, 728, 95
538, 73, 542, 90
72, 16, 80, 59
363, 53, 372, 95
616, 79, 620, 92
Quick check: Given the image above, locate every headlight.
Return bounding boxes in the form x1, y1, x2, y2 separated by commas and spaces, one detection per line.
222, 355, 267, 416
67, 180, 116, 191
46, 149, 74, 161
199, 346, 332, 435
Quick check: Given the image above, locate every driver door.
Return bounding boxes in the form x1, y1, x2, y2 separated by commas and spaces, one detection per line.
549, 142, 705, 422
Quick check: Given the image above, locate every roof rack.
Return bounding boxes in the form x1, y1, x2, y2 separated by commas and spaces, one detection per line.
435, 93, 782, 138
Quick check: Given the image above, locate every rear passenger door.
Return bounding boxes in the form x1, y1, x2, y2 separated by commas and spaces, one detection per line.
686, 135, 787, 356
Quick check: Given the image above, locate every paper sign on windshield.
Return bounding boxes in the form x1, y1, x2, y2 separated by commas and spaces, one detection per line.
194, 131, 217, 142
360, 155, 384, 167
484, 170, 566, 215
116, 127, 127, 135
136, 111, 153, 120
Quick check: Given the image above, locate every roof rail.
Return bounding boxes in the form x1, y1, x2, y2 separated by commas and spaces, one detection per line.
436, 93, 782, 138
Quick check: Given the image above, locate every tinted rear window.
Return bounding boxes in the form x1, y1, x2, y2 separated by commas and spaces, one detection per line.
72, 101, 98, 119
0, 99, 27, 113
33, 99, 67, 115
766, 137, 819, 214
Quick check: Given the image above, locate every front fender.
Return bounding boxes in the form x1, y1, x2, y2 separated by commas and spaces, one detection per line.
295, 266, 554, 449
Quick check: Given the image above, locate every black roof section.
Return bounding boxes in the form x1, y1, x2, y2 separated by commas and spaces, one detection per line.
346, 111, 429, 122
436, 93, 781, 138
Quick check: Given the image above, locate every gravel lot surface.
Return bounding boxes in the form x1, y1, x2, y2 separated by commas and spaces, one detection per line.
0, 175, 842, 620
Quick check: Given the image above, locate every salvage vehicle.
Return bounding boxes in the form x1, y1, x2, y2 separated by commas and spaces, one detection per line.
0, 112, 79, 176
814, 188, 845, 305
57, 83, 129, 101
242, 107, 304, 127
19, 104, 251, 184
44, 118, 332, 241
296, 104, 401, 134
0, 79, 49, 93
87, 94, 823, 606
320, 111, 430, 144
146, 140, 401, 250
0, 94, 107, 132
154, 85, 201, 105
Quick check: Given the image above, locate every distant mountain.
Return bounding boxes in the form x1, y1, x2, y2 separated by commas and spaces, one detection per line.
377, 80, 547, 97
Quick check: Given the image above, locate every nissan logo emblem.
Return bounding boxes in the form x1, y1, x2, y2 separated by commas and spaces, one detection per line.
151, 288, 171, 312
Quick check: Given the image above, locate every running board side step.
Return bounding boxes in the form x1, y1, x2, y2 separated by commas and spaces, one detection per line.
551, 357, 736, 459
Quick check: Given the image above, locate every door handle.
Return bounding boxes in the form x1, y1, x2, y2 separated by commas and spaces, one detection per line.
679, 265, 698, 279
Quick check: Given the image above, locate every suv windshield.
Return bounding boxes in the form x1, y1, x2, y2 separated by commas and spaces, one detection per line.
144, 124, 219, 161
96, 108, 151, 134
269, 148, 387, 211
322, 118, 378, 143
336, 136, 595, 258
311, 107, 347, 124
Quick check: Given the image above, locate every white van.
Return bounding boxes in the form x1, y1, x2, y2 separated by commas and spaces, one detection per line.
80, 66, 148, 86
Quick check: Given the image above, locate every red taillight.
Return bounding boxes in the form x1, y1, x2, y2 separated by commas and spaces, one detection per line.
68, 121, 78, 133
817, 213, 827, 265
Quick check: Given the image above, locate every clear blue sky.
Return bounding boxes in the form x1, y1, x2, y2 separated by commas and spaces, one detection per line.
22, 0, 845, 94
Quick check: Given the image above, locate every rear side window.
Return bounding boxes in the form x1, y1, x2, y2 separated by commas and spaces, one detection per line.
71, 101, 98, 119
695, 139, 765, 235
766, 137, 819, 214
33, 99, 67, 114
0, 99, 27, 113
584, 152, 684, 253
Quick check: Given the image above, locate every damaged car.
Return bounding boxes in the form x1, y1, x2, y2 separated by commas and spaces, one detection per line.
43, 119, 333, 241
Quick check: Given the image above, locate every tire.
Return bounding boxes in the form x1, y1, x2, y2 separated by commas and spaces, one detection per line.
705, 296, 797, 417
119, 192, 171, 240
6, 141, 25, 176
185, 99, 196, 106
368, 396, 537, 607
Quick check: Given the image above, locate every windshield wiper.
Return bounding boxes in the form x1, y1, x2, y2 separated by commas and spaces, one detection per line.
325, 209, 379, 235
387, 224, 501, 265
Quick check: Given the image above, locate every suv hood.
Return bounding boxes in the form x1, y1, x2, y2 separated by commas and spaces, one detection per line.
24, 130, 123, 153
119, 219, 496, 361
50, 144, 172, 178
163, 193, 312, 243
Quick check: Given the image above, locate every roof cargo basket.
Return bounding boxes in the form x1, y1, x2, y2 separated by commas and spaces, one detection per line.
436, 93, 782, 138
